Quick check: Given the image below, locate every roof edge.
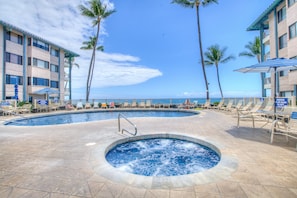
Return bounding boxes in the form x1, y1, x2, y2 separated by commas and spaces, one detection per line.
247, 0, 283, 31
0, 20, 79, 57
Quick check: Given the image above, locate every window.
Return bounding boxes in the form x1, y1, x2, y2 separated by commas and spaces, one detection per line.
28, 38, 31, 46
6, 75, 23, 85
288, 0, 296, 7
33, 58, 49, 69
277, 6, 286, 23
289, 22, 297, 39
33, 38, 49, 51
279, 70, 288, 76
6, 52, 22, 65
6, 31, 23, 45
28, 57, 31, 65
50, 48, 59, 57
31, 77, 49, 86
50, 64, 59, 72
50, 81, 59, 88
279, 34, 287, 49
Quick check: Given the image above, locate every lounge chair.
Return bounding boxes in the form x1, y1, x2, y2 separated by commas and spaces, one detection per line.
76, 102, 83, 110
236, 101, 264, 128
66, 103, 75, 110
19, 103, 32, 113
145, 100, 152, 108
85, 102, 91, 109
131, 101, 137, 108
123, 102, 130, 108
139, 101, 145, 108
220, 100, 233, 111
109, 102, 115, 108
48, 102, 59, 111
211, 100, 224, 110
101, 103, 107, 109
239, 101, 253, 111
36, 99, 49, 112
1, 105, 16, 116
271, 112, 297, 143
201, 100, 210, 109
93, 102, 99, 109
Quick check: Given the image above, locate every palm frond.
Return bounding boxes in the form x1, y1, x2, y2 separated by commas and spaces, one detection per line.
202, 0, 218, 7
171, 0, 195, 8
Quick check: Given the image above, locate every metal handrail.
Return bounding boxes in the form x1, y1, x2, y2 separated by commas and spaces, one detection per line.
118, 113, 137, 136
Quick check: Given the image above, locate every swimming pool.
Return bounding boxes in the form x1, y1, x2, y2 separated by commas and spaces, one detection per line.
5, 110, 198, 126
106, 137, 220, 176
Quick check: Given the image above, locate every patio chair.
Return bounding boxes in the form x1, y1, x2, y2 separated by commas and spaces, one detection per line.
270, 112, 297, 143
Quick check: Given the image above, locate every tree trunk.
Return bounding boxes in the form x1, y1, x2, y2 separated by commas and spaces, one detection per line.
86, 19, 101, 102
216, 64, 223, 98
196, 4, 209, 100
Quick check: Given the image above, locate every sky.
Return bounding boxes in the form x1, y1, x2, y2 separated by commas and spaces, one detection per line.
0, 0, 274, 99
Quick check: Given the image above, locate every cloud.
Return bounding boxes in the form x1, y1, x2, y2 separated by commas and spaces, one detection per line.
72, 51, 162, 88
0, 0, 162, 90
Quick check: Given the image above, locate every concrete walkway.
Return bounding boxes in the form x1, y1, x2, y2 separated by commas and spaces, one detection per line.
0, 109, 297, 197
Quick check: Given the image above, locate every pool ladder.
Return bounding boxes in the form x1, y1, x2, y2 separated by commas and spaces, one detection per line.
118, 113, 137, 136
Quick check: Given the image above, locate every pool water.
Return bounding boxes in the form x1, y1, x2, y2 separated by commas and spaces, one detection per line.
105, 138, 220, 176
5, 110, 198, 126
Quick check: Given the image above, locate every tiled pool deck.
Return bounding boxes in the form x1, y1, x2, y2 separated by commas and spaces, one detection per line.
0, 109, 297, 197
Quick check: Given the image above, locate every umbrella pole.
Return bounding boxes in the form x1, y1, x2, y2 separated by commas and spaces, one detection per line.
274, 67, 277, 119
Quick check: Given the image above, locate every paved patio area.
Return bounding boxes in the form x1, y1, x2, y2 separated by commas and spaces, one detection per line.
0, 109, 297, 197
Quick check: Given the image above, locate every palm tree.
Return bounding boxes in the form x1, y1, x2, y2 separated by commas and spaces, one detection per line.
172, 0, 218, 100
204, 44, 235, 98
79, 0, 115, 102
80, 36, 104, 99
239, 36, 261, 63
64, 57, 79, 100
239, 36, 266, 97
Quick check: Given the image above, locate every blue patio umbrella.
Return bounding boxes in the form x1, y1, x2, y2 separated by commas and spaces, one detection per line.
34, 88, 59, 100
235, 58, 297, 114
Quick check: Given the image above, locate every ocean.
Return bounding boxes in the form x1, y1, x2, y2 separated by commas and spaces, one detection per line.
72, 98, 222, 105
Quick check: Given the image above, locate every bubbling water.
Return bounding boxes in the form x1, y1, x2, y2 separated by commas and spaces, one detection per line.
105, 138, 220, 176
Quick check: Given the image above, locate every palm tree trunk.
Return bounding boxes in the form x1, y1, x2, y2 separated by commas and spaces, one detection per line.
216, 65, 223, 98
86, 55, 94, 102
196, 4, 209, 100
86, 19, 101, 102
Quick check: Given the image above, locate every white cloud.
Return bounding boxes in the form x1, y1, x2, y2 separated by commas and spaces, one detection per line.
0, 0, 162, 90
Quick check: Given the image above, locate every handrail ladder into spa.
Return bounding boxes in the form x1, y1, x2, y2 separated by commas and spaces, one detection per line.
118, 113, 137, 136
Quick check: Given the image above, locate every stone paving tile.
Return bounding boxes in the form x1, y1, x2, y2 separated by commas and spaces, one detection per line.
239, 183, 272, 198
1, 109, 297, 198
264, 186, 297, 198
216, 181, 248, 197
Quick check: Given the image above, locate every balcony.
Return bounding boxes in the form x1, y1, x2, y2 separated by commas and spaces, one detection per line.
64, 88, 70, 96
264, 77, 271, 89
262, 30, 270, 44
